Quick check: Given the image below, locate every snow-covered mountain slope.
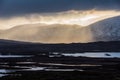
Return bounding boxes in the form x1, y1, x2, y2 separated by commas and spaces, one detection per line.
89, 16, 120, 42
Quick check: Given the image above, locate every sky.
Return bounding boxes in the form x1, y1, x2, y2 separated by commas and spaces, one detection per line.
0, 0, 120, 30
0, 0, 120, 17
0, 0, 120, 43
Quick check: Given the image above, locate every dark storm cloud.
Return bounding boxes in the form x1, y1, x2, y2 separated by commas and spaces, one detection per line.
0, 0, 4, 8
0, 0, 120, 17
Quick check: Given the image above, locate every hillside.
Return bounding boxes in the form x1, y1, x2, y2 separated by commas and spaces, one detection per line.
0, 16, 120, 43
0, 39, 120, 54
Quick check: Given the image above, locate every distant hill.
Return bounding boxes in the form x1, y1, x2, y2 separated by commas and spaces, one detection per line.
0, 16, 120, 43
0, 39, 120, 54
0, 24, 92, 43
0, 39, 31, 46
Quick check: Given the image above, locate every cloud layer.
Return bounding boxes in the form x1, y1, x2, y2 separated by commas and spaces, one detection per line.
0, 0, 120, 17
0, 10, 120, 30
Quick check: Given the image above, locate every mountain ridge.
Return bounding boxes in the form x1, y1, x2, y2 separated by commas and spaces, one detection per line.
0, 39, 120, 54
0, 16, 120, 43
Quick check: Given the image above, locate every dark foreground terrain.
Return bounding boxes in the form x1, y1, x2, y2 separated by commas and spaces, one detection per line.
0, 39, 120, 80
1, 71, 120, 80
0, 53, 120, 80
0, 39, 120, 54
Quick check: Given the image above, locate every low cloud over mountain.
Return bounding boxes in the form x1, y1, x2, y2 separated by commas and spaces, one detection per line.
0, 24, 93, 43
0, 16, 120, 43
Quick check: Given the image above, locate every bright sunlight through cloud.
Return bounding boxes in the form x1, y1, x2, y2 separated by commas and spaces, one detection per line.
0, 10, 120, 29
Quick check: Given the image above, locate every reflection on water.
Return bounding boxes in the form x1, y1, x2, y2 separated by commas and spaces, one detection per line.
0, 55, 31, 58
0, 69, 11, 77
25, 67, 46, 71
0, 69, 7, 74
53, 52, 120, 58
0, 52, 120, 58
0, 52, 120, 77
45, 69, 84, 71
0, 74, 7, 77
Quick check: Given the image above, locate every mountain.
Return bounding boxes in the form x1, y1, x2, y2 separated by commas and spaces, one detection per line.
89, 16, 120, 42
0, 24, 93, 43
0, 16, 120, 43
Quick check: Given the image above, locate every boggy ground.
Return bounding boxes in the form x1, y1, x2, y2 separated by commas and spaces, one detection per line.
0, 54, 120, 80
1, 71, 120, 80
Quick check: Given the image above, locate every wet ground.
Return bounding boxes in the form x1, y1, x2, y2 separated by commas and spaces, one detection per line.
0, 52, 120, 80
